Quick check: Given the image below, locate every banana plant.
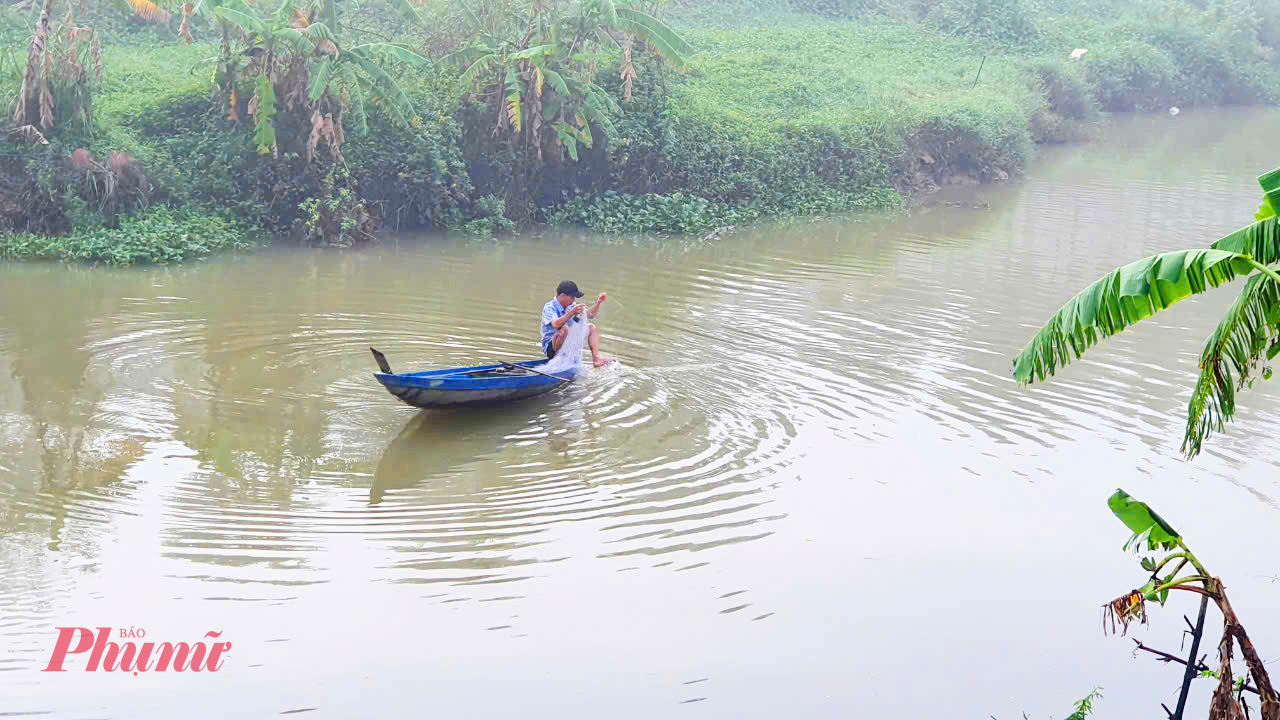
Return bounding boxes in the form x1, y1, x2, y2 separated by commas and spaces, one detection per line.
188, 0, 429, 158
1100, 489, 1279, 720
1012, 167, 1280, 458
439, 0, 692, 164
10, 0, 103, 136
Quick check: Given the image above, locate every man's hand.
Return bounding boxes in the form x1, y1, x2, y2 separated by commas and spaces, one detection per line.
586, 292, 607, 319
554, 304, 584, 329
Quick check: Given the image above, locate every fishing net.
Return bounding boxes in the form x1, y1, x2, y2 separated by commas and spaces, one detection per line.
542, 309, 589, 374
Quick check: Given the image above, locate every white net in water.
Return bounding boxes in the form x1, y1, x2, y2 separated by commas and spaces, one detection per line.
542, 309, 589, 374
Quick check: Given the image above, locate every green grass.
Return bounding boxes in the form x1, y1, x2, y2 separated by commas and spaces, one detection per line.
97, 43, 214, 123
673, 23, 1036, 152
613, 22, 1039, 221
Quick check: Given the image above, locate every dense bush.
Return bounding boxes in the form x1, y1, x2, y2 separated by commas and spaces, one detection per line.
1025, 58, 1102, 143
1080, 39, 1180, 112
0, 207, 251, 264
916, 0, 1042, 48
126, 85, 471, 239
550, 191, 731, 234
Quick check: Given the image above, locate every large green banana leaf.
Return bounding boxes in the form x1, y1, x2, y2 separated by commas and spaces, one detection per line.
1012, 248, 1260, 384
1011, 166, 1280, 459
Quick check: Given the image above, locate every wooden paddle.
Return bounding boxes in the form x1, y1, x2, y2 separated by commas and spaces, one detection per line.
502, 361, 572, 384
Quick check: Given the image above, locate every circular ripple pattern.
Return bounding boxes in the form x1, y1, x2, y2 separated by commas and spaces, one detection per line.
5, 110, 1280, 716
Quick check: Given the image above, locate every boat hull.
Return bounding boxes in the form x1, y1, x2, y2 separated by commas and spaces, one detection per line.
373, 359, 577, 409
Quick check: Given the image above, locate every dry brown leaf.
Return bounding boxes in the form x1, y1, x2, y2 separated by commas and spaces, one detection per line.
125, 0, 171, 24
246, 92, 259, 118
17, 0, 54, 125
39, 51, 53, 129
506, 97, 520, 134
321, 114, 334, 153
39, 84, 53, 129
291, 8, 309, 28
8, 124, 50, 145
110, 150, 135, 172
13, 79, 28, 126
306, 108, 323, 163
228, 88, 239, 123
90, 32, 102, 83
621, 38, 636, 101
178, 3, 194, 44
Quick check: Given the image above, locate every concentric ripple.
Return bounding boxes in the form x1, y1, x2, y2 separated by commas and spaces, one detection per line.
5, 108, 1280, 717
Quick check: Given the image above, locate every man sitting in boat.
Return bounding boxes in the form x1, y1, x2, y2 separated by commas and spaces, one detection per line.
541, 280, 613, 367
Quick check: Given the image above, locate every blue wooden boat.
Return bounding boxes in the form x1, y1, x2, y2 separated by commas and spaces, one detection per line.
369, 347, 578, 409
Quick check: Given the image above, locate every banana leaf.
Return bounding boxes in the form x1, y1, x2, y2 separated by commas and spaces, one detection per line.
1013, 249, 1259, 385
1108, 489, 1180, 553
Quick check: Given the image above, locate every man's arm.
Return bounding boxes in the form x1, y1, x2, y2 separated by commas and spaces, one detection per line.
587, 292, 606, 319
551, 305, 584, 329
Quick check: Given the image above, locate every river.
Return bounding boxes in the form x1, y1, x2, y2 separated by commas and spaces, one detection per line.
3, 107, 1280, 718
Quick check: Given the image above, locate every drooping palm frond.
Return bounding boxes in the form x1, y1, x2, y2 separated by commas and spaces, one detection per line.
273, 26, 317, 54
1012, 168, 1280, 458
1210, 215, 1280, 264
346, 48, 416, 127
336, 61, 367, 134
1012, 249, 1266, 385
540, 67, 570, 98
594, 0, 619, 28
214, 5, 267, 32
349, 43, 431, 68
300, 22, 338, 55
307, 56, 331, 103
457, 52, 498, 87
1258, 168, 1280, 221
1183, 272, 1280, 458
615, 6, 693, 68
509, 44, 554, 62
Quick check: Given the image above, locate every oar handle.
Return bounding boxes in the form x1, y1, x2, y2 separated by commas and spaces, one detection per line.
502, 362, 571, 383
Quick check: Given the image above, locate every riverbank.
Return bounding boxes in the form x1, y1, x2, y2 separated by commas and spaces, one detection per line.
1, 0, 1277, 263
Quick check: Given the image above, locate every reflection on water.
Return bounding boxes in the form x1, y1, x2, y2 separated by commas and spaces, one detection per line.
3, 108, 1280, 717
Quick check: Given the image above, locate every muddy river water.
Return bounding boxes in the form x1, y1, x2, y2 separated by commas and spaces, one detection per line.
3, 107, 1280, 717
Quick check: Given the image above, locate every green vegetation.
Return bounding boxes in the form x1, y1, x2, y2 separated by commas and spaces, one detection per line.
1012, 167, 1280, 458
1, 0, 1278, 263
0, 207, 250, 264
1093, 489, 1276, 719
1065, 687, 1103, 720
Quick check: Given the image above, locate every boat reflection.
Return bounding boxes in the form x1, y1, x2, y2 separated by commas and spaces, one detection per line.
369, 402, 571, 505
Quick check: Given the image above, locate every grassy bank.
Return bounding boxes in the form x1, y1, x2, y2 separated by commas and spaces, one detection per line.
1, 0, 1277, 263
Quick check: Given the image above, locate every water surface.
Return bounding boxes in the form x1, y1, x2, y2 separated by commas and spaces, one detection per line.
4, 107, 1280, 718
